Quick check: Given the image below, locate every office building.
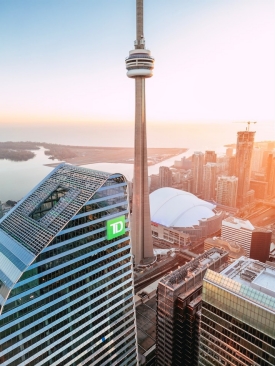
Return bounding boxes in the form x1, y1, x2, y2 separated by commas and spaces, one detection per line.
204, 237, 246, 263
216, 176, 238, 208
0, 164, 138, 366
199, 257, 275, 366
159, 166, 172, 188
192, 152, 204, 196
125, 0, 154, 264
221, 216, 254, 256
250, 228, 272, 263
235, 131, 255, 208
0, 201, 3, 218
202, 162, 217, 200
156, 248, 228, 366
204, 150, 217, 164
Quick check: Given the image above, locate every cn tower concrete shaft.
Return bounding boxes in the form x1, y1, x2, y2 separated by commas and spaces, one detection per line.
132, 78, 153, 263
125, 0, 154, 264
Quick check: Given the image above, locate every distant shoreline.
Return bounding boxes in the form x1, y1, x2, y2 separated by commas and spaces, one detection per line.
0, 141, 187, 164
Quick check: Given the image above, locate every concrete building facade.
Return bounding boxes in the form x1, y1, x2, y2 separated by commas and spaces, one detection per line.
203, 163, 217, 200
235, 131, 255, 208
204, 150, 217, 164
216, 176, 238, 208
125, 0, 154, 264
159, 166, 172, 188
192, 152, 204, 196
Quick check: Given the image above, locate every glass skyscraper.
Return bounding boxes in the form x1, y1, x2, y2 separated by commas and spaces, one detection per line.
199, 257, 275, 366
0, 164, 138, 366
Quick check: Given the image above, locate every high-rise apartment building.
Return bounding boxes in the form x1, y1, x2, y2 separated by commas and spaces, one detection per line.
0, 164, 138, 366
125, 0, 154, 264
216, 176, 238, 208
235, 131, 255, 208
192, 152, 204, 196
202, 163, 217, 200
204, 150, 217, 164
199, 257, 275, 366
156, 248, 228, 366
159, 166, 172, 188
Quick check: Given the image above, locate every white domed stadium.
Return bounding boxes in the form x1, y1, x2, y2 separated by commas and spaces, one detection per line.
150, 188, 224, 246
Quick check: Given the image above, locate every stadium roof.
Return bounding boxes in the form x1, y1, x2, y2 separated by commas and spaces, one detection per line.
150, 187, 216, 228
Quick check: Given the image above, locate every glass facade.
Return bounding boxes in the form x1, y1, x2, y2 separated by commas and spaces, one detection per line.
199, 268, 275, 366
0, 165, 138, 366
156, 248, 228, 366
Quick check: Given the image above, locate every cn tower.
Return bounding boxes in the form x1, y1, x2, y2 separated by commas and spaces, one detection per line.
126, 0, 154, 264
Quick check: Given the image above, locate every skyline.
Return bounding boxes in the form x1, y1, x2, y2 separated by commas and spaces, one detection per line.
0, 0, 274, 130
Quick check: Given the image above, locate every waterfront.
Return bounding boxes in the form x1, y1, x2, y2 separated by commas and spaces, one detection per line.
0, 148, 202, 202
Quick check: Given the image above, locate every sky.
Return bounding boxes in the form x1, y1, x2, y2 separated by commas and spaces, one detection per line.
0, 0, 274, 142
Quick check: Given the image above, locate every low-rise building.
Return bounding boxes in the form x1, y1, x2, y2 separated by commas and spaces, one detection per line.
204, 236, 246, 263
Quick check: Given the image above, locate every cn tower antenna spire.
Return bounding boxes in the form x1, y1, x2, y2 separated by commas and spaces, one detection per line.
136, 0, 144, 49
125, 0, 154, 265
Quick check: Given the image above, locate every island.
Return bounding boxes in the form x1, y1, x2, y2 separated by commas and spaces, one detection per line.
0, 141, 187, 165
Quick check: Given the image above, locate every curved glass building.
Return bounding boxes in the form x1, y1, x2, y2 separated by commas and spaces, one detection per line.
0, 164, 138, 366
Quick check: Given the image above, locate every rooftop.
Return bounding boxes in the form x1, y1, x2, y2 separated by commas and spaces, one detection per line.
150, 187, 217, 228
222, 216, 255, 231
204, 237, 246, 259
205, 257, 275, 313
159, 248, 228, 292
0, 164, 123, 311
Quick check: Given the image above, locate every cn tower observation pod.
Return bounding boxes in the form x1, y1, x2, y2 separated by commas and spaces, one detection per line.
126, 48, 154, 78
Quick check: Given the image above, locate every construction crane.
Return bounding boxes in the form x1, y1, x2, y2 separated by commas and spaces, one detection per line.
233, 121, 257, 132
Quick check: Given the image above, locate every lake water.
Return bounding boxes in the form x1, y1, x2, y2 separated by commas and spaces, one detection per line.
0, 148, 61, 202
0, 147, 217, 202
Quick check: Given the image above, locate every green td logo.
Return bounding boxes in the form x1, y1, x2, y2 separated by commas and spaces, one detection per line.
107, 215, 126, 240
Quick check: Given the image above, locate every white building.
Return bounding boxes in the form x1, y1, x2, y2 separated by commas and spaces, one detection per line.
150, 187, 224, 242
221, 216, 254, 256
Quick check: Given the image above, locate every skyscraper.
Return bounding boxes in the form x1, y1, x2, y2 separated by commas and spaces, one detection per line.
251, 147, 264, 172
192, 152, 204, 196
126, 0, 154, 264
156, 248, 228, 366
204, 150, 217, 164
0, 164, 138, 366
199, 257, 275, 366
216, 175, 238, 208
159, 166, 172, 188
235, 131, 255, 208
202, 162, 217, 200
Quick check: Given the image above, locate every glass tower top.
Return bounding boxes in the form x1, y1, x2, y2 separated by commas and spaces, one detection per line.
0, 164, 138, 366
